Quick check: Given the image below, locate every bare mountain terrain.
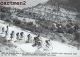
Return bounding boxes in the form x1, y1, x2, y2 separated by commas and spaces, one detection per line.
47, 0, 80, 11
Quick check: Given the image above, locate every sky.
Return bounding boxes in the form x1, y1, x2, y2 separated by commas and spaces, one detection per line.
0, 0, 49, 9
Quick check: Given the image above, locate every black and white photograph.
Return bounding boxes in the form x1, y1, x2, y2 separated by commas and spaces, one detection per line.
0, 0, 80, 56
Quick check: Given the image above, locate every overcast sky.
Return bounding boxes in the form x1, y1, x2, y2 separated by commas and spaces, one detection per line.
0, 0, 49, 9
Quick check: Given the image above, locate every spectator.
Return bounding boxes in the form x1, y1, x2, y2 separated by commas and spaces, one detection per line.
16, 32, 19, 40
10, 31, 14, 40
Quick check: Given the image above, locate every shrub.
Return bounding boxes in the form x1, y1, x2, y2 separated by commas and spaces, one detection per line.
13, 19, 21, 25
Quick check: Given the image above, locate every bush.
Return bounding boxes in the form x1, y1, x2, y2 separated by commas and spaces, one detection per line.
26, 22, 33, 26
5, 19, 11, 22
13, 19, 21, 25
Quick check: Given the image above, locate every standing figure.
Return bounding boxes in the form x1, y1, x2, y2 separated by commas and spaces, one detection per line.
20, 32, 24, 39
2, 27, 4, 33
27, 34, 31, 43
32, 34, 41, 47
16, 32, 19, 40
5, 30, 8, 37
6, 25, 9, 32
45, 39, 50, 48
10, 31, 14, 40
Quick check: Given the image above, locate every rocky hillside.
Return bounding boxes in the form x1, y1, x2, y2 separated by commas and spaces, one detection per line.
0, 1, 80, 46
47, 0, 80, 11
